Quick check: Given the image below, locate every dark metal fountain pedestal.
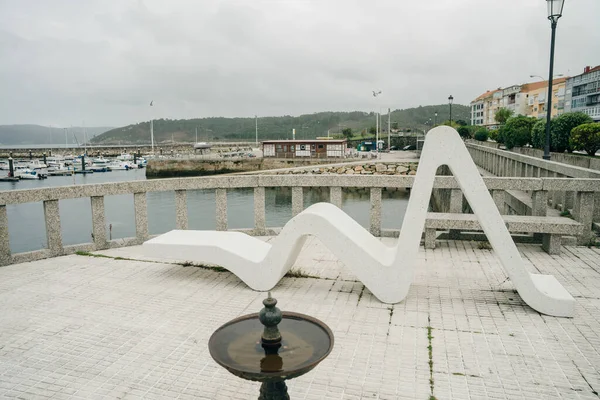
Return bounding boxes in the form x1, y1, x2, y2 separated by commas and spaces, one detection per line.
208, 292, 334, 399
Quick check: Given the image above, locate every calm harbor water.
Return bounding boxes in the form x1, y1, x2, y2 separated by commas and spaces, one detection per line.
1, 170, 409, 254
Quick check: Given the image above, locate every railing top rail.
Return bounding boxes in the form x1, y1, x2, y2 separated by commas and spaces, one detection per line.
466, 142, 600, 179
1, 175, 599, 206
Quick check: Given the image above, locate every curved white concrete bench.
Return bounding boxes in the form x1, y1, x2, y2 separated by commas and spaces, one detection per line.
143, 127, 575, 317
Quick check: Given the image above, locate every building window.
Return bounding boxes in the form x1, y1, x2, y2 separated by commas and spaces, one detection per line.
318, 145, 324, 149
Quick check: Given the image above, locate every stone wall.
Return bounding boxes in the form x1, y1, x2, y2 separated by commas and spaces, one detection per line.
511, 147, 600, 171
146, 158, 343, 178
273, 162, 418, 175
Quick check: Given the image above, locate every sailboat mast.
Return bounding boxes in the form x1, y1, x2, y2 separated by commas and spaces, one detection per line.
83, 122, 87, 154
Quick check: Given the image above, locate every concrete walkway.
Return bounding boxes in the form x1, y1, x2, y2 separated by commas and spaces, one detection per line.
1, 238, 599, 399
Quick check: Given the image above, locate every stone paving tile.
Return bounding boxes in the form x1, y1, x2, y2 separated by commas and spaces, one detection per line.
0, 239, 599, 399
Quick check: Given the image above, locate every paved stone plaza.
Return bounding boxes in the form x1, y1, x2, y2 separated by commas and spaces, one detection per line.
1, 238, 600, 399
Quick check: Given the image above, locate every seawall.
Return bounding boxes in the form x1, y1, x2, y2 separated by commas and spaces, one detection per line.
145, 158, 343, 178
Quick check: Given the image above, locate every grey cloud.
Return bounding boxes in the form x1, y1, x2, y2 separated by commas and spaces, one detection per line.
0, 0, 599, 127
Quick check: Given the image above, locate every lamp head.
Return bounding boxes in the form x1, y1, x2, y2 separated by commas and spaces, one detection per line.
547, 0, 565, 23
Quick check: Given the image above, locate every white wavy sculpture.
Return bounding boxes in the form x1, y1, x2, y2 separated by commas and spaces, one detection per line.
143, 126, 575, 317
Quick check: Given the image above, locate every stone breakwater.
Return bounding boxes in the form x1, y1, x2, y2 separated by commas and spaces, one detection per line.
146, 157, 343, 178
275, 162, 418, 175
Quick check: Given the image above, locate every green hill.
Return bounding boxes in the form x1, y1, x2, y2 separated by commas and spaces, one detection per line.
91, 104, 470, 145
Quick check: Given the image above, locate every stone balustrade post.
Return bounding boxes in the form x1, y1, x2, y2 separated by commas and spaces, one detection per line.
449, 188, 463, 239
595, 193, 600, 223
531, 190, 548, 242
531, 190, 548, 217
0, 205, 10, 266
552, 173, 566, 211
215, 188, 227, 231
91, 196, 108, 249
133, 192, 148, 242
369, 188, 382, 236
491, 190, 505, 214
573, 191, 595, 245
254, 187, 266, 235
175, 190, 188, 230
43, 199, 63, 256
291, 187, 303, 217
330, 187, 342, 208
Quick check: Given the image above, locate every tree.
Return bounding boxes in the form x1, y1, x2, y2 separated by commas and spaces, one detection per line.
457, 126, 471, 139
531, 120, 546, 149
570, 122, 600, 156
551, 112, 593, 153
455, 119, 468, 127
342, 127, 353, 139
474, 128, 489, 142
495, 108, 514, 125
502, 115, 536, 149
391, 122, 399, 130
368, 126, 376, 135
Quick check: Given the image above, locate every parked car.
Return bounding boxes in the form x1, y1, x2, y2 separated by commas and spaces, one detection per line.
402, 145, 416, 151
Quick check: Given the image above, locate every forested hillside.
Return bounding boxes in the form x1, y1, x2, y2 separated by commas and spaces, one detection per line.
92, 104, 470, 144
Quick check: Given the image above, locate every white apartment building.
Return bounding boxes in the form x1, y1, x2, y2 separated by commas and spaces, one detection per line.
470, 78, 569, 128
564, 65, 600, 121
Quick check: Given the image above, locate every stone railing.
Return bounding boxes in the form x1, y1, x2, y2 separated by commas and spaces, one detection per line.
508, 147, 600, 171
1, 175, 598, 266
466, 142, 600, 224
272, 162, 417, 175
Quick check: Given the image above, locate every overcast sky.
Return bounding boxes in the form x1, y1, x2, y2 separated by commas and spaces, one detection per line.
0, 0, 599, 127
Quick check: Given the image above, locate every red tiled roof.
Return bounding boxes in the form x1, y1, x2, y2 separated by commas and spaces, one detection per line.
521, 77, 567, 92
473, 89, 500, 102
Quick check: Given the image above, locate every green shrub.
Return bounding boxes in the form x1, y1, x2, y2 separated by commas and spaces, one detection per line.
570, 122, 600, 156
457, 126, 471, 139
551, 112, 593, 153
495, 126, 506, 144
531, 120, 546, 149
502, 115, 536, 149
504, 127, 531, 149
474, 129, 489, 142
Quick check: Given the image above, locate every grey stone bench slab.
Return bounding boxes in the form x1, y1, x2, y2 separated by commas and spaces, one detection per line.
425, 213, 583, 255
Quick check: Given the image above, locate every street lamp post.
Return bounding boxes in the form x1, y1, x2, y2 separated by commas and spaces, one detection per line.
448, 95, 454, 125
372, 90, 382, 157
543, 0, 565, 160
387, 108, 391, 151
